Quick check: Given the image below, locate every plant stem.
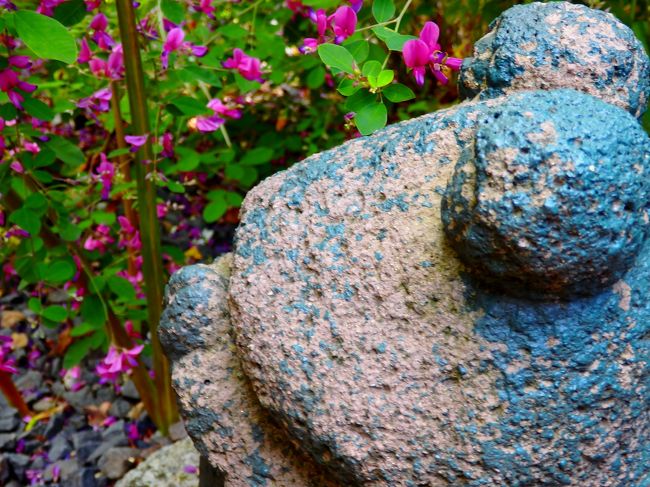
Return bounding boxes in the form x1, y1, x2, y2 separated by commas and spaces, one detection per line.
0, 372, 30, 418
115, 0, 178, 434
110, 81, 139, 277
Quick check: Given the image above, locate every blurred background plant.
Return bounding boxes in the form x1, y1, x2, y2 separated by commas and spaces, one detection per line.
0, 0, 647, 439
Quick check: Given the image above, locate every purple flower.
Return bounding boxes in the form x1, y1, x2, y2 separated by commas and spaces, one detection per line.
183, 465, 199, 474
402, 21, 463, 86
125, 134, 148, 151
196, 0, 214, 18
9, 161, 23, 173
222, 48, 263, 82
90, 13, 114, 50
160, 132, 174, 158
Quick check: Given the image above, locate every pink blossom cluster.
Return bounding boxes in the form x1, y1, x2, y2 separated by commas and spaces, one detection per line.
301, 2, 361, 53
402, 22, 463, 86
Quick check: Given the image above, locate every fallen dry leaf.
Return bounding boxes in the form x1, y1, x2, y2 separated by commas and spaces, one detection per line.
1, 310, 25, 329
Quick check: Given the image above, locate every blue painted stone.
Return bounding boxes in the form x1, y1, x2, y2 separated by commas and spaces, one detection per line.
459, 2, 650, 118
443, 89, 650, 298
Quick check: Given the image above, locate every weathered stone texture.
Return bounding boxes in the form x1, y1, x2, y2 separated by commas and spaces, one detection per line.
459, 2, 650, 118
161, 2, 650, 485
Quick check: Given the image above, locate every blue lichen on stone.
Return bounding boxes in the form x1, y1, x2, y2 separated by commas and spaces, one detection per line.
459, 2, 650, 118
443, 89, 650, 298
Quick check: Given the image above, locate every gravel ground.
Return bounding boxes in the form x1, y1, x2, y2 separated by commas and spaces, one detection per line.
0, 291, 198, 486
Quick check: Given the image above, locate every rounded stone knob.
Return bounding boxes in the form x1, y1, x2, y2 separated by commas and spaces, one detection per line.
442, 89, 650, 298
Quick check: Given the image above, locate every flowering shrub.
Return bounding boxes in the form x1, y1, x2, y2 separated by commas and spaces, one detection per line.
0, 0, 646, 434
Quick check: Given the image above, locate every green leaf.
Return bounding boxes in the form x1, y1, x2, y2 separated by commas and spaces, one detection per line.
81, 295, 106, 327
46, 260, 76, 284
240, 147, 274, 166
53, 0, 87, 27
344, 40, 369, 64
161, 0, 185, 24
169, 96, 209, 116
70, 322, 99, 337
46, 136, 84, 166
306, 66, 326, 89
317, 43, 356, 74
385, 34, 416, 51
338, 78, 360, 96
371, 26, 416, 51
92, 211, 116, 225
107, 275, 136, 301
107, 148, 131, 158
372, 0, 395, 22
345, 89, 376, 112
28, 298, 43, 314
22, 96, 54, 122
24, 192, 48, 213
376, 70, 394, 87
42, 305, 68, 322
355, 102, 388, 136
0, 104, 17, 120
362, 60, 382, 77
9, 208, 41, 235
382, 83, 415, 102
203, 199, 227, 223
63, 335, 95, 368
175, 147, 200, 172
217, 24, 248, 39
14, 11, 78, 64
59, 221, 82, 242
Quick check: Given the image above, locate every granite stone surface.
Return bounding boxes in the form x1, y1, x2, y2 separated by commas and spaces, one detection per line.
160, 2, 650, 485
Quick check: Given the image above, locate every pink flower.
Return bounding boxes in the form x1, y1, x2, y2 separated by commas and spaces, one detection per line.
127, 422, 140, 441
330, 6, 356, 43
96, 344, 144, 385
157, 203, 168, 218
78, 87, 112, 114
196, 0, 215, 18
183, 465, 198, 474
36, 0, 66, 15
161, 28, 208, 69
125, 134, 148, 151
8, 56, 31, 69
0, 68, 37, 109
62, 365, 86, 391
222, 48, 263, 82
0, 336, 17, 374
90, 13, 114, 50
84, 0, 101, 10
403, 39, 431, 86
125, 321, 142, 340
196, 99, 241, 133
118, 216, 141, 250
9, 161, 23, 173
95, 153, 115, 200
107, 44, 124, 79
83, 224, 114, 252
402, 21, 462, 86
160, 132, 174, 158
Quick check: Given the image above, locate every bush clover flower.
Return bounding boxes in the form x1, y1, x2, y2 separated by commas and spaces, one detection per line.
301, 5, 357, 53
95, 153, 115, 200
0, 68, 37, 109
402, 21, 463, 86
161, 28, 208, 69
96, 344, 144, 385
195, 98, 241, 133
222, 48, 263, 81
125, 134, 148, 151
83, 224, 114, 252
90, 13, 114, 50
0, 336, 17, 374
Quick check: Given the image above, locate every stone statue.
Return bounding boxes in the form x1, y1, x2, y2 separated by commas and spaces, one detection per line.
159, 2, 650, 485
